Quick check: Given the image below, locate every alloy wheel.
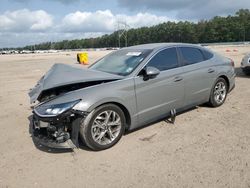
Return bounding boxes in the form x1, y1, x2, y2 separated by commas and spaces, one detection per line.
91, 110, 122, 145
213, 81, 227, 104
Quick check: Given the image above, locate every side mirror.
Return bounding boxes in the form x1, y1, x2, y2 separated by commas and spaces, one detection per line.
144, 66, 160, 80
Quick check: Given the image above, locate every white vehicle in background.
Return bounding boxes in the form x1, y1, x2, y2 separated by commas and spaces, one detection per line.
241, 53, 250, 75
20, 50, 34, 54
0, 50, 16, 55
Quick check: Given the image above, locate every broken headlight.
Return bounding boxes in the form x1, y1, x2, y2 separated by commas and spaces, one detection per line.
34, 99, 81, 117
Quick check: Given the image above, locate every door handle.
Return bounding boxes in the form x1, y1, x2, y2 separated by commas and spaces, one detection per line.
208, 68, 215, 73
174, 76, 183, 82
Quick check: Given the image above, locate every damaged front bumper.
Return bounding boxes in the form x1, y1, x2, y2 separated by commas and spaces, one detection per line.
32, 110, 87, 149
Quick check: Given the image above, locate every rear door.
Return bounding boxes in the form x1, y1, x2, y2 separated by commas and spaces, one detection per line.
134, 47, 185, 126
178, 47, 217, 107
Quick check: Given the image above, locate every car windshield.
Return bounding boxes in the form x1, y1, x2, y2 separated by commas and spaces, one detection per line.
89, 49, 152, 76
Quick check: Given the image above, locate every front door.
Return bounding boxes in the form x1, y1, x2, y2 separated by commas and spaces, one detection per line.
134, 47, 185, 126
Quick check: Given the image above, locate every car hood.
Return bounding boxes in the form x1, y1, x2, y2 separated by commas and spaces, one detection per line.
29, 63, 123, 103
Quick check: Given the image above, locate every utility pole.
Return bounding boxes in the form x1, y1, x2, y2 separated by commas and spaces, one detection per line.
116, 21, 130, 48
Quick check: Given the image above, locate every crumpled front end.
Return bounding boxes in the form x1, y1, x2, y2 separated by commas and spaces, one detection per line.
29, 77, 44, 104
32, 100, 87, 149
28, 63, 123, 103
29, 63, 123, 149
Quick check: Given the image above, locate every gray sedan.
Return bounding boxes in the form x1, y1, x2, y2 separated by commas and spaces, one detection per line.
29, 43, 235, 150
241, 53, 250, 74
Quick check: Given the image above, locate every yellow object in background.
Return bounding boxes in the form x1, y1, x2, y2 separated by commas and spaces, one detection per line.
77, 52, 88, 65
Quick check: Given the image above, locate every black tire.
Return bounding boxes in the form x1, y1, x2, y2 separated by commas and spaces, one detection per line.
79, 104, 125, 151
208, 77, 228, 107
242, 68, 250, 75
77, 55, 81, 64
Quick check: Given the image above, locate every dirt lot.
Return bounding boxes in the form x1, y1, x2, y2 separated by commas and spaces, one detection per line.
0, 45, 250, 188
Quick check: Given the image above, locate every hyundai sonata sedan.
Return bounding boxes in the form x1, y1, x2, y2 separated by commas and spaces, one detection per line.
29, 43, 235, 150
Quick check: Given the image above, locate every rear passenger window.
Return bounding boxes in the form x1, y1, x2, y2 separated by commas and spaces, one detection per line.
147, 48, 179, 71
180, 47, 204, 65
202, 49, 214, 60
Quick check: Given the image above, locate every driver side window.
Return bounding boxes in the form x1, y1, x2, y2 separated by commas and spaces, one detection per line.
147, 48, 179, 71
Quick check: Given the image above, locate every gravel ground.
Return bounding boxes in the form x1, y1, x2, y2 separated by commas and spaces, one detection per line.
0, 45, 249, 188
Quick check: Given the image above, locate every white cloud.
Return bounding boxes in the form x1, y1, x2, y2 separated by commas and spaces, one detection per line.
0, 9, 53, 32
60, 10, 173, 33
61, 10, 115, 32
0, 9, 172, 47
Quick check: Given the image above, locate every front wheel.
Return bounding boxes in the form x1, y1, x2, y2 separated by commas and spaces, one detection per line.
79, 104, 125, 151
208, 78, 228, 107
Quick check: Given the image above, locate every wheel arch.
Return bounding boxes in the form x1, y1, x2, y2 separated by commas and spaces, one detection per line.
218, 75, 230, 91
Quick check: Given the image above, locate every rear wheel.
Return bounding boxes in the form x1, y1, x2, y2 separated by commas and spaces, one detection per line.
208, 77, 228, 107
79, 104, 125, 151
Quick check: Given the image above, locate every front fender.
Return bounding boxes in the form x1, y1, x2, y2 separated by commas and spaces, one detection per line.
40, 78, 137, 123
73, 97, 128, 113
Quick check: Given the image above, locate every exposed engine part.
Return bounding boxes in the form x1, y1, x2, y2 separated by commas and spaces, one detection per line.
38, 80, 117, 102
47, 125, 57, 132
32, 112, 85, 149
47, 124, 70, 143
55, 132, 70, 143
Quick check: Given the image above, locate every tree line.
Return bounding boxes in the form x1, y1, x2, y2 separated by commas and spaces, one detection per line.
21, 9, 250, 50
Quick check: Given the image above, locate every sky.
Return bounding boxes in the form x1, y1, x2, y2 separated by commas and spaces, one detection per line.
0, 0, 249, 48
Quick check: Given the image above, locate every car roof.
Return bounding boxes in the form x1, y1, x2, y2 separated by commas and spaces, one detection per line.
125, 43, 203, 51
